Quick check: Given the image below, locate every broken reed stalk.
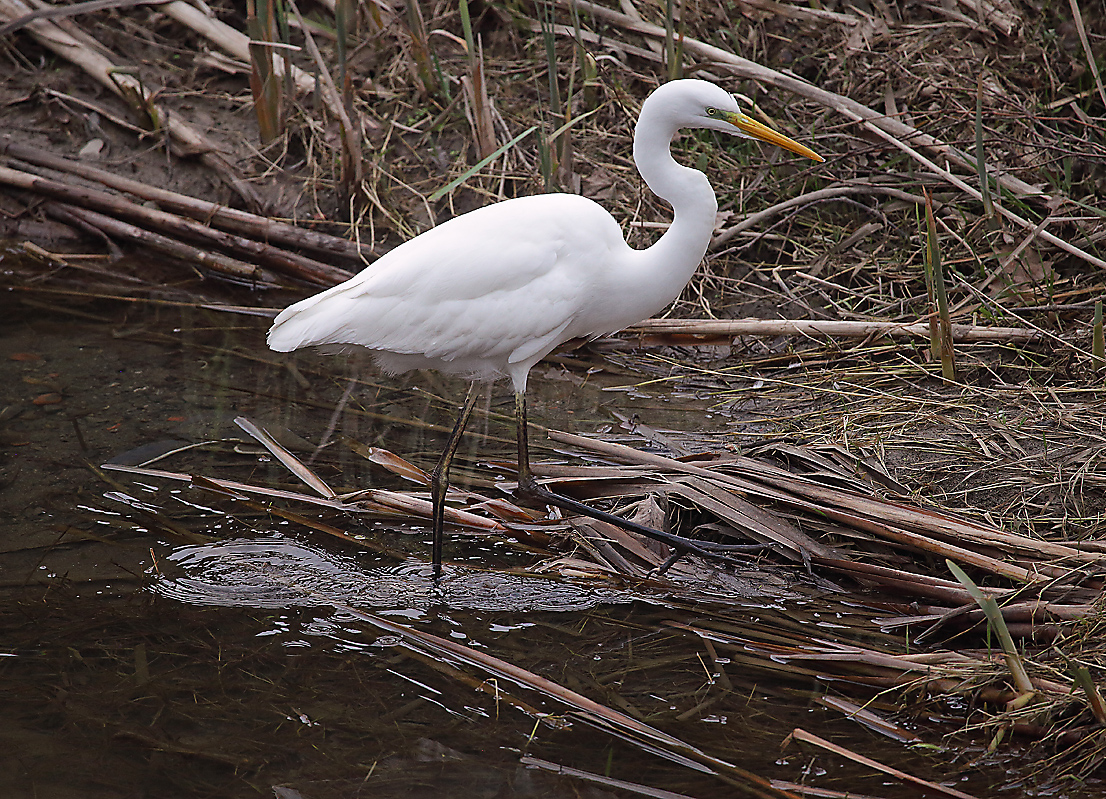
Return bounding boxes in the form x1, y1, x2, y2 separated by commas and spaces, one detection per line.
1071, 666, 1106, 725
234, 417, 336, 499
287, 0, 363, 202
246, 0, 283, 143
663, 0, 678, 81
625, 317, 1036, 343
1093, 300, 1104, 371
466, 42, 496, 160
539, 0, 560, 190
161, 0, 341, 114
558, 45, 577, 188
106, 65, 160, 132
0, 136, 372, 268
104, 461, 514, 533
335, 0, 354, 110
921, 197, 939, 360
46, 202, 279, 285
924, 188, 957, 379
975, 78, 997, 230
569, 2, 598, 110
0, 163, 349, 285
457, 0, 494, 160
784, 728, 978, 799
402, 0, 435, 96
536, 0, 588, 188
326, 605, 799, 798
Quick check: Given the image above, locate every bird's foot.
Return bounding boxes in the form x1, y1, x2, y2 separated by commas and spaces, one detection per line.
513, 475, 550, 506
514, 476, 765, 567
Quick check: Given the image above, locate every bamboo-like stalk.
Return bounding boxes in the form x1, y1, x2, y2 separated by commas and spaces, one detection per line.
246, 0, 283, 143
975, 78, 996, 229
402, 0, 435, 96
287, 0, 363, 202
1093, 300, 1104, 371
456, 1, 494, 158
625, 317, 1036, 343
924, 188, 957, 379
663, 0, 678, 81
45, 202, 280, 285
569, 2, 598, 110
0, 136, 372, 267
161, 0, 316, 94
0, 164, 350, 285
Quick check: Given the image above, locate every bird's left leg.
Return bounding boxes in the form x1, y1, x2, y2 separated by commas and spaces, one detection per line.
514, 390, 536, 489
512, 392, 752, 567
430, 382, 480, 578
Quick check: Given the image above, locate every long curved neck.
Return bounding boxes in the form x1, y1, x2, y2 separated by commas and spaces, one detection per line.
629, 101, 718, 301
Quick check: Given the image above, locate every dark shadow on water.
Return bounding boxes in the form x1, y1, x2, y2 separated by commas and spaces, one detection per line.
0, 281, 1042, 798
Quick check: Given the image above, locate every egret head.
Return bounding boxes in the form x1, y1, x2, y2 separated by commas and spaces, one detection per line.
650, 79, 824, 163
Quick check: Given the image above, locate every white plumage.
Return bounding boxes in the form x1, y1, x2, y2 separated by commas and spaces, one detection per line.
268, 193, 633, 392
268, 79, 822, 574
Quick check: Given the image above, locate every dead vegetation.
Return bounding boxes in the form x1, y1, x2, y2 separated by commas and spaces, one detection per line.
2, 0, 1106, 795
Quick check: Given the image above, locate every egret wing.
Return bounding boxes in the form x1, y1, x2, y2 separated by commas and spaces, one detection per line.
268, 195, 627, 371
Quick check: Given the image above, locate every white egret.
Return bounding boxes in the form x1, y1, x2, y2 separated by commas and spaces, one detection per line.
268, 79, 822, 575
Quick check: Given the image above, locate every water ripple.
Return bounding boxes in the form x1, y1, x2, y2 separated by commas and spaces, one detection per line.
154, 535, 634, 613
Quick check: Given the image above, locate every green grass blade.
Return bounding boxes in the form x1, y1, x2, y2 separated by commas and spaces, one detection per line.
428, 125, 539, 203
946, 560, 1034, 697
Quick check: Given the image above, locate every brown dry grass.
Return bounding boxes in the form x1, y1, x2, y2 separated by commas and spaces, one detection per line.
2, 0, 1106, 792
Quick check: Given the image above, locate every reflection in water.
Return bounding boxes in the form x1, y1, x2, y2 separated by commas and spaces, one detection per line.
155, 534, 635, 614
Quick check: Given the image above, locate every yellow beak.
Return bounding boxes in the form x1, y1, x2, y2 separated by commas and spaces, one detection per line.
724, 111, 824, 163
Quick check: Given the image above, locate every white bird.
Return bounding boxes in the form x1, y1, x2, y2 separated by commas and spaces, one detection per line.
268, 79, 822, 575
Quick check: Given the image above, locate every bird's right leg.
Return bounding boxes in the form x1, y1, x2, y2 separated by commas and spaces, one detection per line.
430, 382, 480, 578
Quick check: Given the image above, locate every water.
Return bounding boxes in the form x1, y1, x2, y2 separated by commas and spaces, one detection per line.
0, 276, 1054, 798
156, 534, 639, 612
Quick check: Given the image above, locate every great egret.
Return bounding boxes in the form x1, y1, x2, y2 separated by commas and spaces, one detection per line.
269, 79, 822, 575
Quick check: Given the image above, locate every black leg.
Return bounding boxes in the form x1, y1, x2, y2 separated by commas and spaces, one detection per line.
512, 392, 758, 566
515, 391, 532, 486
430, 382, 480, 578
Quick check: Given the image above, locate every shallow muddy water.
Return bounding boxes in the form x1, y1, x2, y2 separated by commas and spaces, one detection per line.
0, 278, 1056, 798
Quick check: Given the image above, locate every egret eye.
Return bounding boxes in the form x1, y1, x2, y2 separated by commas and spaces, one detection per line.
706, 107, 718, 117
